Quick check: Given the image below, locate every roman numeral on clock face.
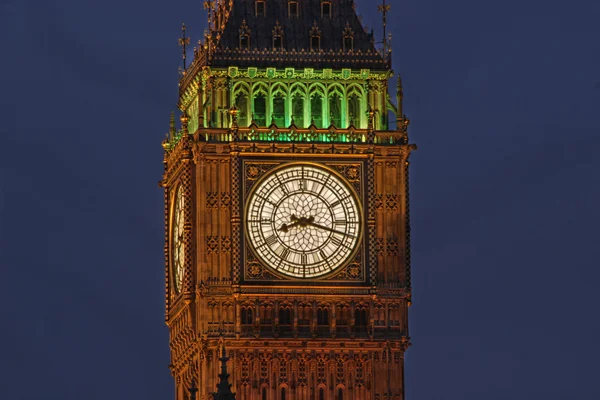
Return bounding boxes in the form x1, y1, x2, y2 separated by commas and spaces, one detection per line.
301, 253, 307, 265
265, 234, 278, 247
331, 235, 343, 247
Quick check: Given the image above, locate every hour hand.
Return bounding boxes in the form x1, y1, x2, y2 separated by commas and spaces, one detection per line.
279, 219, 301, 233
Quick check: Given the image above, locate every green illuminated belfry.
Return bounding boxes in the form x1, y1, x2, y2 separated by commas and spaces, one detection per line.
173, 0, 408, 146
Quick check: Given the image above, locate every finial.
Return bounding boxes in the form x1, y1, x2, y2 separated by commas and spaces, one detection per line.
377, 0, 391, 59
367, 106, 376, 142
229, 105, 239, 140
204, 1, 215, 31
180, 112, 190, 136
229, 105, 239, 126
169, 111, 176, 140
212, 345, 236, 400
189, 380, 198, 400
178, 23, 191, 70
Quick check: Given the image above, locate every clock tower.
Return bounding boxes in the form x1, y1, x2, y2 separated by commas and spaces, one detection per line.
161, 1, 415, 399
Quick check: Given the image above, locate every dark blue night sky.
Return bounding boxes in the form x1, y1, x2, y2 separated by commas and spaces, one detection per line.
1, 0, 599, 399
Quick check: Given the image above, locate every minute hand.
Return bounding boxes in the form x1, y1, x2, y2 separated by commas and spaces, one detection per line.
306, 220, 355, 238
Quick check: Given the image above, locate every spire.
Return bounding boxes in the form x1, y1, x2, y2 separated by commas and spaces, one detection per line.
178, 23, 191, 70
188, 380, 198, 400
377, 0, 392, 62
213, 346, 235, 400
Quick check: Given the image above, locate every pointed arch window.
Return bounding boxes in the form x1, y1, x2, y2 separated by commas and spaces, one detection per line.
272, 21, 284, 50
348, 94, 360, 127
321, 1, 332, 18
342, 22, 354, 51
329, 93, 342, 128
337, 388, 343, 400
279, 304, 292, 333
281, 388, 287, 400
317, 308, 329, 326
235, 92, 249, 127
289, 1, 299, 18
254, 94, 267, 127
273, 95, 285, 127
241, 307, 254, 325
311, 93, 323, 128
239, 19, 251, 50
336, 303, 349, 328
262, 387, 267, 400
310, 22, 321, 51
256, 0, 266, 16
291, 94, 304, 127
355, 306, 369, 332
317, 306, 329, 333
319, 388, 325, 400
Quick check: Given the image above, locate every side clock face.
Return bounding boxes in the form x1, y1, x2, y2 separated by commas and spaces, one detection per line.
246, 163, 361, 278
172, 185, 185, 293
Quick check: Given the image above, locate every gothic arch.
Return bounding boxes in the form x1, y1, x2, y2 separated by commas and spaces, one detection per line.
251, 82, 269, 126
327, 83, 345, 127
232, 81, 251, 95
270, 83, 288, 126
271, 82, 288, 98
290, 83, 308, 127
260, 301, 275, 326
252, 81, 269, 97
290, 82, 308, 97
308, 83, 326, 127
346, 83, 364, 98
308, 82, 326, 97
346, 83, 364, 128
327, 83, 345, 98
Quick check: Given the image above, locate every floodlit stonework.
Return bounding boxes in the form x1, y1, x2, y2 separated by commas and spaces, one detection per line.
161, 1, 414, 399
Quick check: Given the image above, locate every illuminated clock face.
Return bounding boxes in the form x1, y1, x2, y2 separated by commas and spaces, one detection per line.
246, 164, 361, 278
172, 185, 185, 293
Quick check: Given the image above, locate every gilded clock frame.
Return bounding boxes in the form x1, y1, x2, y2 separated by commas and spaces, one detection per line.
169, 183, 186, 295
241, 159, 367, 283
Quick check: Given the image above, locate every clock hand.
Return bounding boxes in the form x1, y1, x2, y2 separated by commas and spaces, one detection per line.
279, 215, 316, 232
279, 220, 301, 233
305, 220, 355, 238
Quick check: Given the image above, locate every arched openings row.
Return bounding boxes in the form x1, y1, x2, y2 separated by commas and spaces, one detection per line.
235, 301, 382, 336
232, 82, 366, 129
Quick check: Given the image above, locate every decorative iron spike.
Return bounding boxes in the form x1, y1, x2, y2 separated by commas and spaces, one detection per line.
377, 0, 392, 58
178, 22, 191, 70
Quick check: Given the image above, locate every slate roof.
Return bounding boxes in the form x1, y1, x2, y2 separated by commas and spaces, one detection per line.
208, 0, 388, 69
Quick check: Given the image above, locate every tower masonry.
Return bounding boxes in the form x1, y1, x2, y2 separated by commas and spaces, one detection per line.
161, 1, 416, 399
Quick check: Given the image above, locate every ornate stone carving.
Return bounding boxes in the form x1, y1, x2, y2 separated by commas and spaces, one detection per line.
221, 236, 231, 253
326, 163, 362, 196
244, 162, 279, 195
206, 236, 219, 254
385, 194, 399, 212
375, 238, 385, 256
206, 192, 219, 209
374, 194, 384, 211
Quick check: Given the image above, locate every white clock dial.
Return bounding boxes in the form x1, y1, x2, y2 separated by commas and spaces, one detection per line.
172, 185, 185, 293
246, 163, 361, 278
